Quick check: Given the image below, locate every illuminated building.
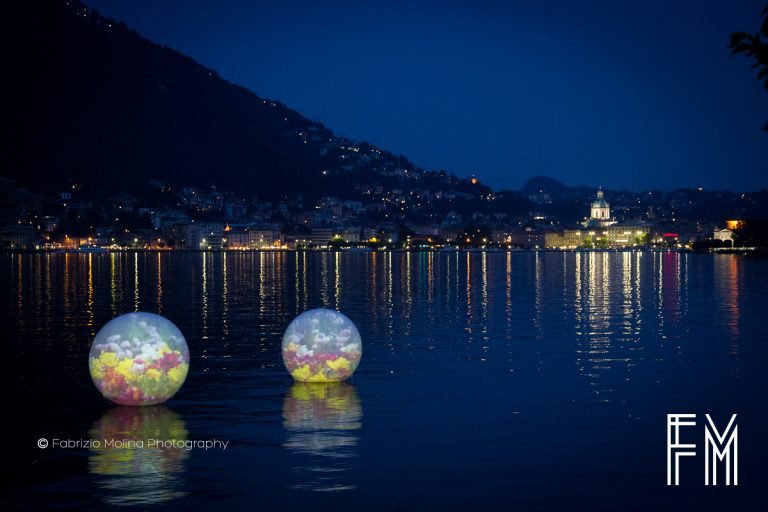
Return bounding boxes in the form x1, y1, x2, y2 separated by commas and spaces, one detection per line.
582, 189, 617, 228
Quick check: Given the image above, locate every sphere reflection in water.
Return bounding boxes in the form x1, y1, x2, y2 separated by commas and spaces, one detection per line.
89, 406, 189, 506
283, 383, 362, 492
282, 309, 362, 382
89, 312, 190, 405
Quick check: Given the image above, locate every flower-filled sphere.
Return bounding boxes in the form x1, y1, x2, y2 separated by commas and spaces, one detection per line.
89, 312, 190, 406
282, 309, 362, 382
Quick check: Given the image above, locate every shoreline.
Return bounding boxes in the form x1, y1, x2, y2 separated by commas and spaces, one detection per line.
1, 247, 764, 255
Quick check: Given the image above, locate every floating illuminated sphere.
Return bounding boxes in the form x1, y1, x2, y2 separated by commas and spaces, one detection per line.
282, 308, 362, 382
89, 312, 190, 406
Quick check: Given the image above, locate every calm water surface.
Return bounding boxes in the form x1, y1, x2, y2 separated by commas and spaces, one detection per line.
7, 251, 768, 510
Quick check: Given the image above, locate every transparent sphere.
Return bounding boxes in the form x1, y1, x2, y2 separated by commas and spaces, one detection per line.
282, 309, 362, 382
89, 312, 190, 406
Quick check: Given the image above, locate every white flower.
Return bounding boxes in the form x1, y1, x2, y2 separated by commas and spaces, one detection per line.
145, 325, 160, 344
107, 334, 121, 343
140, 343, 160, 360
297, 345, 314, 358
340, 343, 358, 353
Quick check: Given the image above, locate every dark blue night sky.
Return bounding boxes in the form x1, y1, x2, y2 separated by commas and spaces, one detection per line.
87, 0, 768, 191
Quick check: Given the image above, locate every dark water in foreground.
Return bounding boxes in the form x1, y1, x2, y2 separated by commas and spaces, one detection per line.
7, 251, 768, 511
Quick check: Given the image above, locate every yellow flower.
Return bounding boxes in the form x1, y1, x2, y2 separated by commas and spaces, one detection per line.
326, 357, 351, 372
90, 362, 104, 380
291, 364, 312, 381
167, 365, 188, 385
146, 368, 161, 380
286, 342, 298, 352
99, 352, 118, 368
158, 343, 171, 355
308, 372, 333, 383
116, 359, 134, 380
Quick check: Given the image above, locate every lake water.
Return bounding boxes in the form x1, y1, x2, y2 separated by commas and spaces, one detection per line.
7, 251, 768, 510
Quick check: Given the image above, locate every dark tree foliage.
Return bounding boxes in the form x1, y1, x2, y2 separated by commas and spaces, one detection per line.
735, 218, 768, 247
730, 5, 768, 130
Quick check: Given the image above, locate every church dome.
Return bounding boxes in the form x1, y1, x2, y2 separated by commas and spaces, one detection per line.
591, 190, 609, 208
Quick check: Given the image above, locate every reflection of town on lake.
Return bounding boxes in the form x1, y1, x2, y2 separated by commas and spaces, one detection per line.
8, 250, 745, 397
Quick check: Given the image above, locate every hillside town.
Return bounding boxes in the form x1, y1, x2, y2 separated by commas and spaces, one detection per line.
0, 174, 762, 252
2, 1, 765, 254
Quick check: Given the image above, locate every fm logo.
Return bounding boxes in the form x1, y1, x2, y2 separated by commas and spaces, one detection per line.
667, 413, 738, 486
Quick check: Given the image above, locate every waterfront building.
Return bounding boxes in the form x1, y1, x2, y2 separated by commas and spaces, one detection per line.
0, 224, 36, 248
225, 230, 250, 248
605, 222, 651, 247
713, 228, 734, 244
309, 228, 334, 246
545, 229, 584, 249
181, 222, 225, 249
508, 228, 545, 249
249, 229, 281, 248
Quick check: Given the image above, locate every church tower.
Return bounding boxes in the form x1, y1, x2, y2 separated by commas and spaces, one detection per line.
590, 190, 610, 220
582, 189, 616, 228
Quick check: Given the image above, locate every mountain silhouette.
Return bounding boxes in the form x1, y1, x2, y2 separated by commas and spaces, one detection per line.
1, 0, 422, 200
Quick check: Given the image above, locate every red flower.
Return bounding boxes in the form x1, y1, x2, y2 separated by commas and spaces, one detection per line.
157, 351, 182, 371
